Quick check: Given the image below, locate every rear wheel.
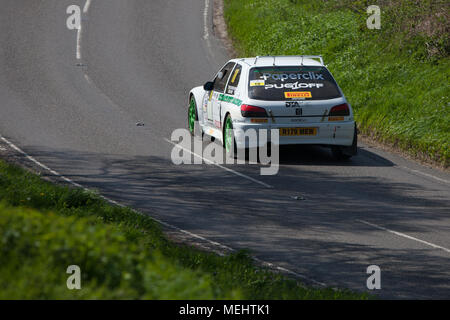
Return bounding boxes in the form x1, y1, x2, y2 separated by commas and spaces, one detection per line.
223, 114, 236, 158
188, 97, 200, 137
331, 125, 357, 160
331, 146, 352, 160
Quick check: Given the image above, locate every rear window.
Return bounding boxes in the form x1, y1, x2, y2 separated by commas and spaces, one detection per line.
248, 66, 342, 101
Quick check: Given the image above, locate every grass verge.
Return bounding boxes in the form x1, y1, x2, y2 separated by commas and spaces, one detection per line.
0, 159, 368, 299
224, 0, 449, 167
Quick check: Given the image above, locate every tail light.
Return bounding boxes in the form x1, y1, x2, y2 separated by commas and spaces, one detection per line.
329, 103, 350, 116
241, 104, 268, 117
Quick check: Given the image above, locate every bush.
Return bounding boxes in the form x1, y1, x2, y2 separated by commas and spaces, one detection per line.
0, 204, 221, 299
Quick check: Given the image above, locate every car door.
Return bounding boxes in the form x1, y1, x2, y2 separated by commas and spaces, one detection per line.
220, 63, 243, 124
210, 62, 235, 128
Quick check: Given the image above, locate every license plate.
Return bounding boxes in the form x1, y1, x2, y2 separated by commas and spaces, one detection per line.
279, 127, 317, 136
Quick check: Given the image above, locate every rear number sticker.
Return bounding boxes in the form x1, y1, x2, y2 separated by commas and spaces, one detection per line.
280, 127, 317, 136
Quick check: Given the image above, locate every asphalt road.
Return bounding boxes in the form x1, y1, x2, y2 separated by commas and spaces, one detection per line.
0, 0, 449, 299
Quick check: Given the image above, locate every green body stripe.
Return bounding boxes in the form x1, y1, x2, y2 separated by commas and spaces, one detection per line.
218, 94, 242, 106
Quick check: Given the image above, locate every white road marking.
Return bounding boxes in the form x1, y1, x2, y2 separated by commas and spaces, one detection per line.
358, 219, 450, 254
76, 0, 92, 60
83, 0, 92, 13
203, 0, 210, 41
164, 138, 273, 189
253, 257, 326, 287
76, 25, 82, 60
201, 0, 215, 59
399, 166, 449, 185
84, 73, 93, 85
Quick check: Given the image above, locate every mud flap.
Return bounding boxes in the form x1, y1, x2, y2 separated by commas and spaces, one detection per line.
341, 125, 358, 156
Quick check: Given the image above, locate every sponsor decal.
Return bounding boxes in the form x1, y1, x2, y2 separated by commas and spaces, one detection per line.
262, 72, 324, 81
250, 80, 265, 87
286, 101, 300, 108
226, 85, 237, 95
231, 69, 240, 83
203, 92, 209, 111
265, 82, 324, 90
284, 92, 312, 99
218, 94, 242, 106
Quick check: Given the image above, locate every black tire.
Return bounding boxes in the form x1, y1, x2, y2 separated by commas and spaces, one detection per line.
332, 126, 357, 160
223, 114, 237, 159
188, 97, 202, 138
331, 146, 352, 160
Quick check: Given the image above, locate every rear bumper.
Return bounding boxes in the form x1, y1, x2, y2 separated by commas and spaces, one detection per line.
232, 120, 355, 149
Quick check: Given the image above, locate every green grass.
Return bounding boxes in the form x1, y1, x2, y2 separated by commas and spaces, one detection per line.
224, 0, 449, 166
0, 160, 368, 299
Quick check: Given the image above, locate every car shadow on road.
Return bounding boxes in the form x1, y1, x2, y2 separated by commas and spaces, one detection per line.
200, 137, 394, 167
277, 145, 394, 167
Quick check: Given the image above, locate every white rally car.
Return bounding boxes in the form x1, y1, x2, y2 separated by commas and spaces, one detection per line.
188, 55, 357, 159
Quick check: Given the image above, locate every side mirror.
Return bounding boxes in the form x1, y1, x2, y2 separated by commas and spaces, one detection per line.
203, 81, 214, 91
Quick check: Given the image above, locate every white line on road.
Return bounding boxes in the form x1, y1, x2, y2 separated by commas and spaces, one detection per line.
84, 73, 93, 85
76, 24, 82, 60
83, 0, 92, 13
76, 0, 92, 60
203, 0, 210, 41
399, 166, 449, 185
253, 257, 327, 287
358, 219, 450, 254
164, 138, 273, 189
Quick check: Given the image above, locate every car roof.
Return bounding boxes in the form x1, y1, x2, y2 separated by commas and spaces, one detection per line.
230, 56, 324, 67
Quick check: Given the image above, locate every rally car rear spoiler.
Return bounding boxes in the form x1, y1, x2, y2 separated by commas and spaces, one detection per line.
253, 55, 324, 66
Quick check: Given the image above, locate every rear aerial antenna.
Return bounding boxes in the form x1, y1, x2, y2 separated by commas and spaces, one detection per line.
272, 56, 276, 66
254, 56, 259, 64
301, 56, 304, 66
